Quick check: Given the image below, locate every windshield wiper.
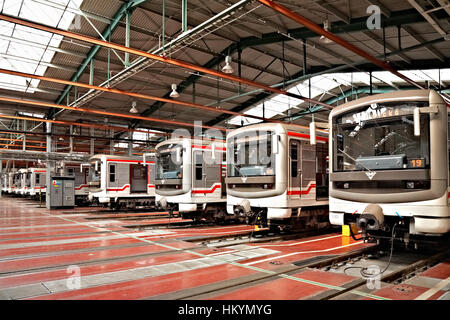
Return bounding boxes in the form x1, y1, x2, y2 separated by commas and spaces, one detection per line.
338, 148, 374, 174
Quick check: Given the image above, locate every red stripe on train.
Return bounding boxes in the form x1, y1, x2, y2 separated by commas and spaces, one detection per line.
287, 184, 316, 195
287, 131, 328, 142
191, 184, 221, 194
106, 159, 155, 164
107, 185, 130, 192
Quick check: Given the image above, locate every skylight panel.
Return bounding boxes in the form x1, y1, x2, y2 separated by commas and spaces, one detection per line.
0, 0, 84, 93
20, 1, 64, 27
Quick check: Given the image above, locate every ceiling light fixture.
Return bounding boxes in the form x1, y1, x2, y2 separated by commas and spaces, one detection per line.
319, 20, 333, 44
222, 55, 234, 74
129, 101, 138, 113
169, 84, 180, 98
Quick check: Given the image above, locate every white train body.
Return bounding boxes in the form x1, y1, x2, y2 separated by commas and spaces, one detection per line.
226, 123, 329, 229
63, 164, 90, 201
25, 168, 47, 197
328, 90, 449, 239
88, 154, 156, 209
155, 138, 227, 220
17, 169, 28, 196
12, 171, 21, 194
6, 172, 16, 194
1, 173, 7, 193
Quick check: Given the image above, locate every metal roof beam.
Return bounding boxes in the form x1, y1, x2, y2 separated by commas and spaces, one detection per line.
51, 0, 148, 115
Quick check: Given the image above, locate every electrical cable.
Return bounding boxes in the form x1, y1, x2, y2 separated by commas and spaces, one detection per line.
348, 221, 363, 241
344, 223, 397, 279
249, 209, 264, 242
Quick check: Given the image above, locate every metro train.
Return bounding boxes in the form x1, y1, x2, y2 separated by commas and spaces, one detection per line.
16, 168, 28, 196
226, 122, 329, 231
328, 89, 450, 244
6, 171, 16, 194
1, 173, 7, 194
62, 164, 90, 204
87, 154, 156, 210
24, 168, 47, 198
154, 138, 230, 222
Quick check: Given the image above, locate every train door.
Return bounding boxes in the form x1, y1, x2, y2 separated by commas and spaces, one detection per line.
289, 139, 301, 199
204, 147, 221, 197
301, 141, 316, 200
130, 164, 147, 193
315, 142, 329, 200
193, 150, 205, 195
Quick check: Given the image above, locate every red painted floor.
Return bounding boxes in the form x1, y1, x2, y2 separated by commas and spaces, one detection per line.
210, 269, 357, 300
0, 196, 389, 300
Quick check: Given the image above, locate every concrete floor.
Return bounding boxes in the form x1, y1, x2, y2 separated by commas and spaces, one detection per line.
0, 196, 448, 300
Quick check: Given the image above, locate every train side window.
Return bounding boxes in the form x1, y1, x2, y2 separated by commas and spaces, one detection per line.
109, 164, 116, 183
195, 153, 203, 181
68, 168, 74, 176
36, 174, 40, 184
290, 142, 298, 178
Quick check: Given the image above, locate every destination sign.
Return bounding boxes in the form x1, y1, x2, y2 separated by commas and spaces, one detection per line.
338, 104, 424, 125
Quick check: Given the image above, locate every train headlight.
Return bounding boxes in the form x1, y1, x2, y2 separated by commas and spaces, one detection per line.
263, 184, 273, 189
406, 181, 415, 189
343, 182, 349, 189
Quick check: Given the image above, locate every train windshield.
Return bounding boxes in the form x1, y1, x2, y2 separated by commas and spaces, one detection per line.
227, 130, 275, 177
89, 161, 100, 183
333, 102, 430, 172
156, 143, 183, 180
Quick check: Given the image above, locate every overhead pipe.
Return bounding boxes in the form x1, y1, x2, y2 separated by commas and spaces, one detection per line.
255, 0, 424, 89
0, 68, 311, 124
0, 96, 227, 132
0, 130, 161, 143
0, 113, 169, 136
0, 13, 333, 110
0, 69, 328, 133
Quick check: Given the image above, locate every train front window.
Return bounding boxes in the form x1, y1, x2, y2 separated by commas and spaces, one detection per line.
333, 102, 430, 172
89, 162, 100, 183
156, 144, 183, 180
228, 130, 275, 177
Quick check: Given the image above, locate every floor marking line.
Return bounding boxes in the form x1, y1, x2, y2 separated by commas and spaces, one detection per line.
244, 242, 362, 266
34, 211, 387, 301
414, 276, 450, 300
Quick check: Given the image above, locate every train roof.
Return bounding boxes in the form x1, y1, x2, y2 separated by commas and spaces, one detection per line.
156, 137, 225, 150
226, 122, 328, 139
88, 154, 151, 161
329, 89, 444, 119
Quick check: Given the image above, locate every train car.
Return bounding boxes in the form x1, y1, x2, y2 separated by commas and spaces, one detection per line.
226, 122, 329, 231
63, 164, 90, 204
6, 171, 16, 194
25, 168, 47, 198
154, 138, 229, 222
1, 172, 7, 194
17, 169, 28, 196
87, 154, 156, 210
328, 90, 449, 244
12, 171, 22, 195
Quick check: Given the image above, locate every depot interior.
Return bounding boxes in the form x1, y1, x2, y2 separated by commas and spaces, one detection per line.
0, 0, 449, 301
